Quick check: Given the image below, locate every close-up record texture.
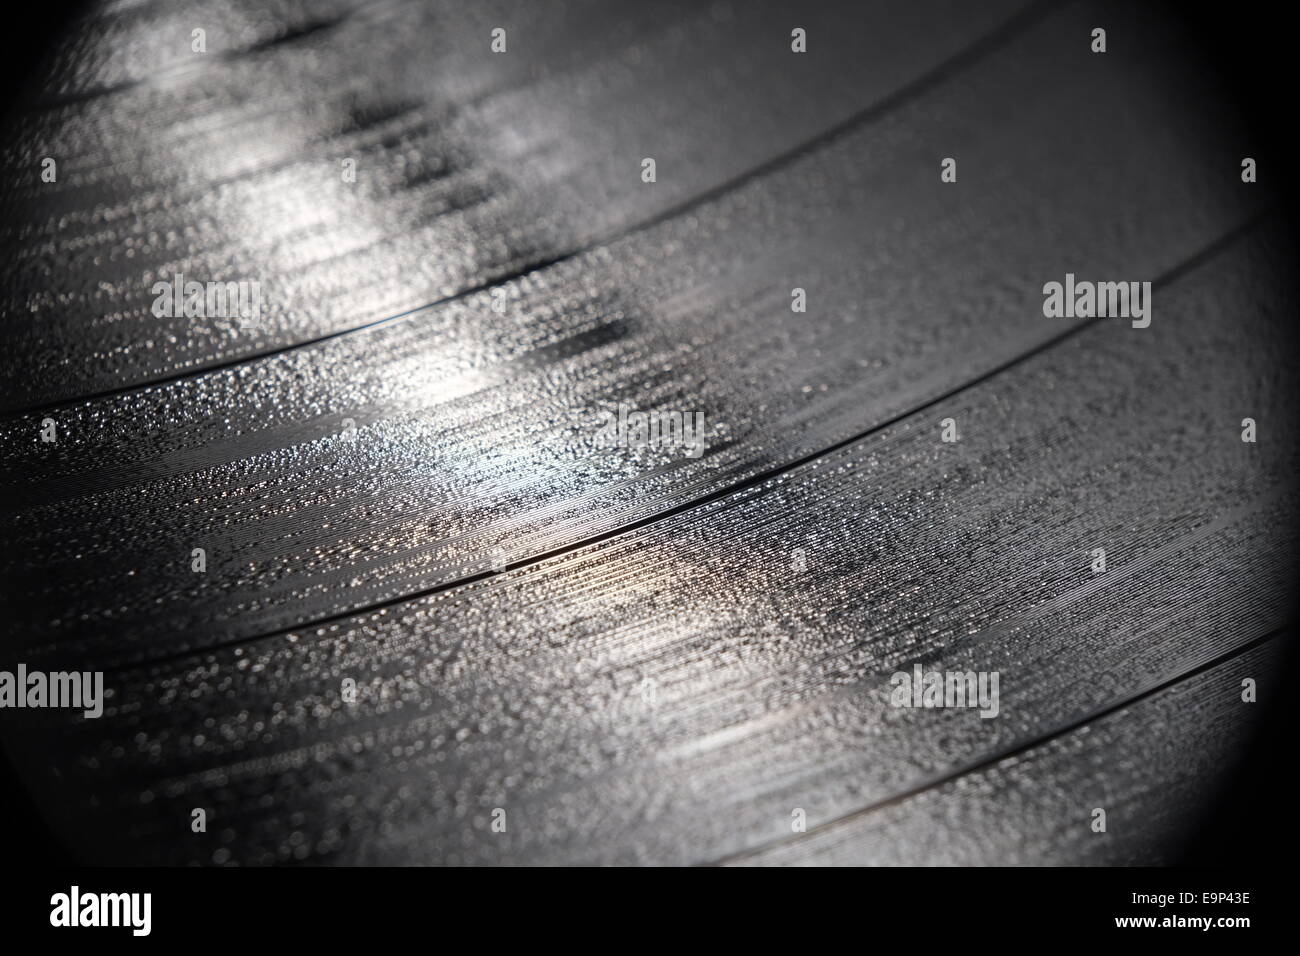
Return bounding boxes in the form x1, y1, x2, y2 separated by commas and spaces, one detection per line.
0, 0, 1295, 867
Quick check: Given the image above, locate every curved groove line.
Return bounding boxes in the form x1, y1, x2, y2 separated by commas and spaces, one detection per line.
707, 625, 1287, 866
100, 212, 1266, 673
8, 0, 1063, 417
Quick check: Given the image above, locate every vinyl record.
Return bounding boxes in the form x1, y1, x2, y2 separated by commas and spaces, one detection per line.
0, 0, 1295, 869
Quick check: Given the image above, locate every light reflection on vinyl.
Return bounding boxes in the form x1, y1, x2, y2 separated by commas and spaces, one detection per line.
0, 0, 1295, 866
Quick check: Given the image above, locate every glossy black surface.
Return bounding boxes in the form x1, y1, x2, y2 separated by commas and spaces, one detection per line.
0, 0, 1293, 865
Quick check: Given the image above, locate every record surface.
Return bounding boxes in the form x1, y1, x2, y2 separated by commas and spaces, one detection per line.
0, 0, 1295, 866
